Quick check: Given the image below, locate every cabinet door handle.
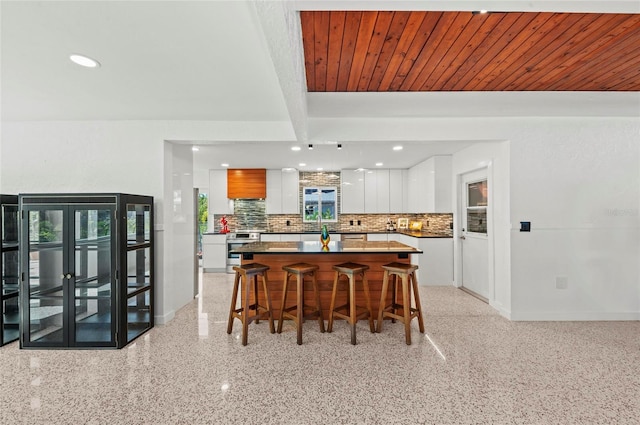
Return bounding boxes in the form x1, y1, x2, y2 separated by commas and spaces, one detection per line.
459, 236, 466, 240
65, 273, 73, 279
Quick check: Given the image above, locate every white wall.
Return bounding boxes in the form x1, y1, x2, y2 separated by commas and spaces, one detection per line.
313, 116, 639, 320
509, 120, 640, 320
162, 143, 196, 323
0, 121, 192, 324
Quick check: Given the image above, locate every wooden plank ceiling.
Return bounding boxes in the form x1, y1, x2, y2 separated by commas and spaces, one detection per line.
301, 11, 640, 92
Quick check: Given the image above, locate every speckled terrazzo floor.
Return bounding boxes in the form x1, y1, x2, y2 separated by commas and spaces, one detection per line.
2, 271, 639, 425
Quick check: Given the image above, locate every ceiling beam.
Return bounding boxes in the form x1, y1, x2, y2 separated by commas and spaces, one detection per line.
252, 1, 309, 141
289, 0, 640, 13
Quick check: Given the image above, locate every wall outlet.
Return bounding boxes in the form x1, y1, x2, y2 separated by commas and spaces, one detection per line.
556, 276, 568, 290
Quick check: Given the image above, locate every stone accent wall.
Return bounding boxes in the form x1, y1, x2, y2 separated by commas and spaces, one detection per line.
266, 212, 452, 234
211, 170, 453, 235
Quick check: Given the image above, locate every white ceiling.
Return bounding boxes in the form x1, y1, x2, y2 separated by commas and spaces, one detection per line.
2, 1, 638, 171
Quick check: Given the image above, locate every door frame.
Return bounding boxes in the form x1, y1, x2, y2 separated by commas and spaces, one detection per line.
455, 165, 495, 304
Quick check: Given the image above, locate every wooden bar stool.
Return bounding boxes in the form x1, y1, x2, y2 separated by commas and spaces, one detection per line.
327, 262, 375, 345
277, 262, 325, 345
226, 263, 275, 346
376, 262, 425, 345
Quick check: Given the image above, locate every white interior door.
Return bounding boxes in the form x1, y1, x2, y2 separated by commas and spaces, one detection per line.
460, 169, 489, 300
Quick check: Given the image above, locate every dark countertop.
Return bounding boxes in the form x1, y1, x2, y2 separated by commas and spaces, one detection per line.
230, 240, 423, 254
261, 230, 452, 238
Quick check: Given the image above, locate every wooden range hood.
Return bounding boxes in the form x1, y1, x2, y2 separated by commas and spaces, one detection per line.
227, 168, 266, 199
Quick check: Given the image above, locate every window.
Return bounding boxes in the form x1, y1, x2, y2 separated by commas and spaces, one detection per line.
466, 180, 487, 234
303, 187, 337, 222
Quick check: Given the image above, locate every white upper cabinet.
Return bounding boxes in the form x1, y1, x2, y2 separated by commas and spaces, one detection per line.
266, 170, 282, 214
209, 170, 233, 214
344, 168, 407, 214
281, 170, 300, 214
365, 169, 390, 213
341, 169, 365, 213
389, 169, 407, 213
407, 156, 452, 213
266, 169, 299, 214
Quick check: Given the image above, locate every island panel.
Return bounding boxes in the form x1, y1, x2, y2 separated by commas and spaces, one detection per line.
241, 250, 415, 321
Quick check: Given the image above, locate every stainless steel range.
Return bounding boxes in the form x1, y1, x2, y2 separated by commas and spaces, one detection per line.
226, 230, 261, 273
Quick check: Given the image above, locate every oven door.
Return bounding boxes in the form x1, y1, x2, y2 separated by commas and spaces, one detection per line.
227, 241, 249, 260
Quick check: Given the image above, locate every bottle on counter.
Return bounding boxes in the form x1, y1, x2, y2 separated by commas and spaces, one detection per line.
320, 224, 330, 246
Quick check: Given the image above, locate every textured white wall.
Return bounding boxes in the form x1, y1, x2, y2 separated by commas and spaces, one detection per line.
509, 119, 640, 320
313, 116, 639, 320
2, 117, 638, 322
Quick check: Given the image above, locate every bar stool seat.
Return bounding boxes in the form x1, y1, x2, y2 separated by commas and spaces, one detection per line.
328, 262, 375, 345
277, 262, 325, 345
376, 262, 424, 345
227, 263, 275, 345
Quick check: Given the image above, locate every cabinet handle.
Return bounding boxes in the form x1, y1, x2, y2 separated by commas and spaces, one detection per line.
459, 236, 466, 240
65, 273, 73, 279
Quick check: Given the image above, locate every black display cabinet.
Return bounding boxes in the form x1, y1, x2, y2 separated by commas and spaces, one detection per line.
1, 195, 19, 346
19, 193, 154, 349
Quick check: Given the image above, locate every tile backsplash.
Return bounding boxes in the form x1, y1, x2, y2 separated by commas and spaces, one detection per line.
209, 171, 452, 235
212, 200, 452, 235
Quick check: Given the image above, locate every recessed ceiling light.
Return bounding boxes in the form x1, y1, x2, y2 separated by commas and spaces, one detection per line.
282, 167, 297, 172
291, 146, 301, 151
221, 163, 229, 167
356, 168, 366, 172
299, 163, 306, 167
69, 54, 100, 68
192, 146, 199, 152
375, 162, 383, 166
316, 167, 323, 171
393, 145, 403, 151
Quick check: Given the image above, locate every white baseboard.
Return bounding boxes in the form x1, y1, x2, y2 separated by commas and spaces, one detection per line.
510, 311, 640, 321
490, 300, 511, 320
154, 310, 175, 325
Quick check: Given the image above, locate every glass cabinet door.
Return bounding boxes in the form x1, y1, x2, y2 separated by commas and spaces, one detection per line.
22, 204, 116, 347
72, 207, 115, 345
2, 201, 20, 344
125, 204, 152, 342
23, 208, 66, 346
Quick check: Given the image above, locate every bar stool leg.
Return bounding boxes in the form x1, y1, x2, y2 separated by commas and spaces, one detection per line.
261, 272, 275, 334
391, 274, 398, 323
361, 271, 375, 333
278, 271, 291, 334
327, 272, 339, 333
410, 272, 425, 333
252, 275, 260, 324
377, 270, 389, 333
227, 272, 240, 334
296, 273, 304, 345
312, 272, 325, 332
401, 273, 412, 345
349, 274, 357, 345
242, 276, 251, 346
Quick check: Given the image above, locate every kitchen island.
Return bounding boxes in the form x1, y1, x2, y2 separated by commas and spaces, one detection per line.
231, 240, 422, 319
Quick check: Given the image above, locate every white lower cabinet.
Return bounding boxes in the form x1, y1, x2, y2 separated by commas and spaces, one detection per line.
202, 234, 227, 272
416, 238, 454, 286
389, 234, 453, 286
260, 234, 281, 242
367, 233, 388, 242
